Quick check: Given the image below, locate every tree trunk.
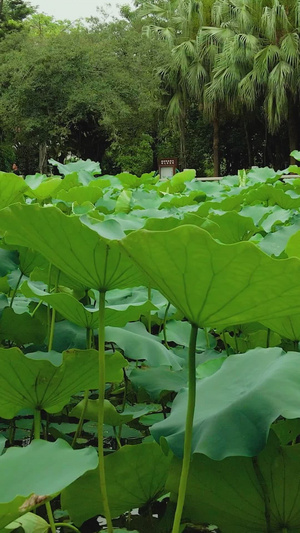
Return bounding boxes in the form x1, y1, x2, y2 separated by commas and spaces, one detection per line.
244, 122, 253, 168
213, 116, 220, 177
288, 99, 298, 165
263, 124, 268, 166
39, 142, 47, 174
179, 115, 187, 170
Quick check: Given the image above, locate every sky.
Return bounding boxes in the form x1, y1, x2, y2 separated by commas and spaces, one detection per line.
32, 0, 134, 21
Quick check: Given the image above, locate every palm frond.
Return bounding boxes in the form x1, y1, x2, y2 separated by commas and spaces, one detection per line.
253, 44, 281, 81
239, 70, 262, 109
166, 91, 185, 122
261, 1, 290, 42
142, 24, 176, 45
280, 32, 300, 67
186, 60, 208, 96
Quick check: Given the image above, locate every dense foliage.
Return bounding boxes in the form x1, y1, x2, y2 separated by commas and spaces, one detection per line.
0, 159, 300, 531
0, 0, 298, 176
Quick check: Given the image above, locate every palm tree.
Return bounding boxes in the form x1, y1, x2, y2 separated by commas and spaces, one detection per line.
240, 0, 300, 162
199, 0, 261, 170
139, 0, 207, 168
206, 0, 300, 164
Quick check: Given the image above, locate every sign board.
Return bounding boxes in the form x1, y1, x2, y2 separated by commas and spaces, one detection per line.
158, 157, 178, 180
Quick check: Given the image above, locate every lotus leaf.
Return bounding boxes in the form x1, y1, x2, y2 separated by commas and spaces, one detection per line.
61, 443, 171, 525
71, 399, 161, 425
0, 439, 97, 530
0, 173, 28, 209
0, 347, 101, 418
151, 348, 300, 459
167, 430, 300, 532
121, 225, 300, 328
0, 204, 144, 290
22, 281, 155, 329
105, 322, 181, 369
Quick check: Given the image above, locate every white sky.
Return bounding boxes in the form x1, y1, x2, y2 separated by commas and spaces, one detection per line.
31, 0, 134, 21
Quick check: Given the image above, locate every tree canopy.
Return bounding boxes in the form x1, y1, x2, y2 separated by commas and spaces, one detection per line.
0, 0, 297, 175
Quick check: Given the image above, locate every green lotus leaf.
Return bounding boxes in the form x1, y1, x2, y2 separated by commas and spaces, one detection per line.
31, 264, 87, 292
5, 512, 48, 533
130, 366, 187, 400
49, 158, 101, 178
247, 166, 278, 181
115, 172, 139, 188
158, 320, 216, 349
260, 205, 292, 233
0, 204, 143, 290
0, 439, 97, 530
167, 430, 300, 532
22, 281, 155, 329
245, 183, 300, 209
105, 322, 181, 370
196, 356, 226, 379
52, 321, 86, 351
261, 314, 300, 341
121, 225, 300, 329
25, 178, 62, 201
71, 399, 161, 426
61, 443, 171, 525
259, 218, 300, 256
0, 308, 46, 345
272, 418, 300, 445
291, 150, 300, 161
0, 173, 28, 209
115, 190, 132, 213
54, 186, 103, 204
206, 211, 256, 243
157, 170, 196, 194
18, 248, 48, 277
239, 204, 274, 225
0, 436, 6, 456
196, 193, 243, 214
0, 347, 101, 418
223, 328, 281, 351
286, 229, 300, 259
131, 189, 163, 210
0, 249, 18, 277
151, 347, 300, 459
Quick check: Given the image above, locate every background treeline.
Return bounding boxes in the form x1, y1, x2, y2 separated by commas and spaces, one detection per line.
0, 0, 298, 176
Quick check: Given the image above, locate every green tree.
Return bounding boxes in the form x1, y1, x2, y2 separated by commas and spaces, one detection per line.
0, 0, 34, 37
140, 0, 208, 168
0, 15, 165, 174
206, 0, 300, 164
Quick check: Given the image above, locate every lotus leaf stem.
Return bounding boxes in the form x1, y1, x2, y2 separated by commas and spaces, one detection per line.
9, 271, 23, 308
54, 523, 81, 533
34, 409, 41, 440
98, 290, 113, 533
222, 331, 230, 356
171, 323, 198, 533
71, 389, 89, 448
72, 328, 93, 447
162, 301, 171, 349
46, 501, 56, 533
205, 327, 210, 349
266, 328, 271, 348
147, 285, 152, 332
48, 268, 60, 351
31, 299, 43, 317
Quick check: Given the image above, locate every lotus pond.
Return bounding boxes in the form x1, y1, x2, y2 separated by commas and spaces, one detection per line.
2, 157, 300, 532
